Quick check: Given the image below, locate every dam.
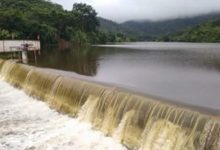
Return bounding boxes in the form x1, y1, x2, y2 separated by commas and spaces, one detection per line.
0, 58, 220, 150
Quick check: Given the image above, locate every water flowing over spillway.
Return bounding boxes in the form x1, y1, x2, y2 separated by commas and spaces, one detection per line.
0, 59, 220, 150
0, 80, 126, 150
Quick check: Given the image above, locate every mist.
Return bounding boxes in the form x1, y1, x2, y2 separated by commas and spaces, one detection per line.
51, 0, 220, 22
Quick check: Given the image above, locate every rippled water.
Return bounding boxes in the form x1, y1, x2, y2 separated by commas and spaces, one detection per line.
29, 42, 220, 110
0, 80, 126, 150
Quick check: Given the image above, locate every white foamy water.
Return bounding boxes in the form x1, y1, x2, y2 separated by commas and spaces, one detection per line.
0, 80, 127, 150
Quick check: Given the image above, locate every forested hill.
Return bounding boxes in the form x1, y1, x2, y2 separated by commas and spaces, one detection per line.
1, 0, 219, 44
122, 13, 220, 38
160, 19, 220, 43
99, 13, 220, 40
98, 18, 136, 36
0, 0, 130, 45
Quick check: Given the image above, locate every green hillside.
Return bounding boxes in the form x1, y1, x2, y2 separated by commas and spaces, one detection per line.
0, 0, 131, 45
98, 17, 139, 38
121, 13, 220, 40
0, 0, 101, 45
1, 0, 219, 43
99, 13, 220, 41
98, 17, 125, 33
160, 20, 220, 43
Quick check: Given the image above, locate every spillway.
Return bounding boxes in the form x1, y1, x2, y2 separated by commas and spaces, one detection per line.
0, 59, 220, 150
0, 79, 126, 150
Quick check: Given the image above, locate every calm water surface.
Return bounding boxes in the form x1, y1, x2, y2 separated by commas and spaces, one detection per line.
29, 42, 220, 110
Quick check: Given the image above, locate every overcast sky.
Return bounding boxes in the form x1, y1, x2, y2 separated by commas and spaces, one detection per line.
51, 0, 220, 22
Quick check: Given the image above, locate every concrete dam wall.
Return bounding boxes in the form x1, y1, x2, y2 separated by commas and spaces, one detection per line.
0, 59, 220, 150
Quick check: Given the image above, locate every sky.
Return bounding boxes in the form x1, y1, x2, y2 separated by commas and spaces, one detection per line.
51, 0, 220, 22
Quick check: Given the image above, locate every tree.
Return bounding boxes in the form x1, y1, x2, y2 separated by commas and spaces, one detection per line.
0, 29, 11, 39
0, 0, 130, 46
72, 30, 89, 47
72, 3, 99, 33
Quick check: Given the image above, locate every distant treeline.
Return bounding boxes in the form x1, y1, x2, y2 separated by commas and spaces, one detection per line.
159, 19, 220, 43
0, 0, 131, 46
99, 13, 220, 42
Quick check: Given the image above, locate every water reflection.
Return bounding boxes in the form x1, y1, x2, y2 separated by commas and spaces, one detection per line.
25, 45, 220, 75
29, 47, 100, 76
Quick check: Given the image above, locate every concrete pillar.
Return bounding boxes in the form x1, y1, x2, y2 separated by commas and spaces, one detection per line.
22, 50, 28, 64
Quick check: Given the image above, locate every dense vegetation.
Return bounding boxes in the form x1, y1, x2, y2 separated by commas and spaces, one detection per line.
121, 13, 220, 40
0, 0, 219, 44
0, 0, 130, 46
99, 13, 220, 41
98, 18, 135, 39
159, 19, 220, 43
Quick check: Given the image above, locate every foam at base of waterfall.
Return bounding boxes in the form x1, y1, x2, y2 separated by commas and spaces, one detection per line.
0, 79, 127, 150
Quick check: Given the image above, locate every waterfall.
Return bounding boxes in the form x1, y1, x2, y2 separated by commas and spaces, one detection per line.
0, 59, 220, 150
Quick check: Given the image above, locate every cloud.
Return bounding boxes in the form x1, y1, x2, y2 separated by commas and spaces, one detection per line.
51, 0, 220, 22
